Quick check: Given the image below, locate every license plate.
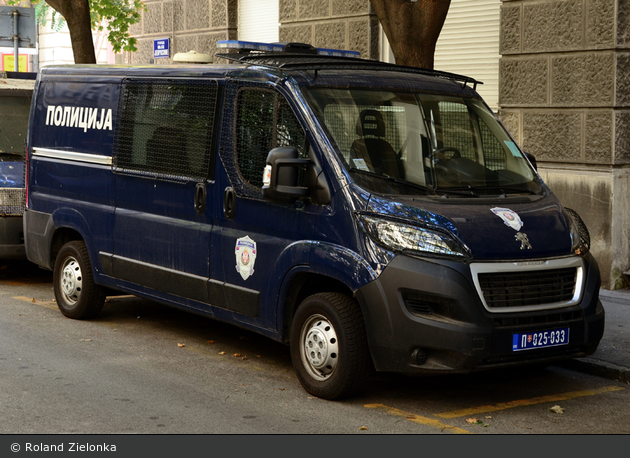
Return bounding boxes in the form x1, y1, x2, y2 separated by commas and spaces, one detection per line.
512, 328, 570, 351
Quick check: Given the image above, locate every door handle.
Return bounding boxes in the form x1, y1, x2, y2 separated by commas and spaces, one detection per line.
223, 186, 236, 220
194, 183, 206, 214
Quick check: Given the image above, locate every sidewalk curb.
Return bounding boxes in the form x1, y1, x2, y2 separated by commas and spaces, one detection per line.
556, 358, 630, 385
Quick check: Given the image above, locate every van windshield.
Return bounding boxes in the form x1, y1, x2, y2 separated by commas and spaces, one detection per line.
304, 88, 542, 197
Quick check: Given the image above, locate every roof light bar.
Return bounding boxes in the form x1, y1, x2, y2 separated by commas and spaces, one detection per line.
216, 40, 360, 58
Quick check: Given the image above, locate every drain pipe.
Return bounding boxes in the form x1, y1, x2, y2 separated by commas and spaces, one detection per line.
12, 9, 19, 72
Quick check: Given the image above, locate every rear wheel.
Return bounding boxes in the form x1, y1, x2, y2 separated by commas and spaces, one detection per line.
53, 241, 105, 320
290, 293, 370, 400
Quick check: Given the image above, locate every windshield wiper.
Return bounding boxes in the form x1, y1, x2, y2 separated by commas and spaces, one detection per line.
349, 168, 435, 195
434, 185, 480, 198
437, 185, 537, 197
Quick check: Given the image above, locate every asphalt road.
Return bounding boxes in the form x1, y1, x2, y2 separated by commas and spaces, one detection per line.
1, 260, 629, 435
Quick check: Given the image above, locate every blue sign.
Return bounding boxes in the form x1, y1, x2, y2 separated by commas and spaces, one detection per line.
153, 38, 170, 58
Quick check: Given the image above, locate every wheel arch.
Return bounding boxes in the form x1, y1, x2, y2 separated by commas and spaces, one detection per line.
50, 227, 84, 268
278, 271, 354, 345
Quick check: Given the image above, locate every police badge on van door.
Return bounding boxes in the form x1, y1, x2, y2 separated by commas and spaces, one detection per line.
235, 236, 257, 280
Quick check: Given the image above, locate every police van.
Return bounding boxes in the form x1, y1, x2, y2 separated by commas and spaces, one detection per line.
24, 41, 604, 400
0, 71, 36, 259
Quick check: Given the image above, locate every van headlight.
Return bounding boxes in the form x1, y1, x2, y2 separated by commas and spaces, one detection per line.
564, 208, 590, 256
358, 214, 469, 258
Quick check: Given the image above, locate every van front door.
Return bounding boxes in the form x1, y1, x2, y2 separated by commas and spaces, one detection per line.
108, 79, 219, 309
211, 82, 318, 331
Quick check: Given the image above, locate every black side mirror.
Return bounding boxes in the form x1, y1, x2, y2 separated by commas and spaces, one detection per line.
524, 152, 537, 171
262, 147, 311, 203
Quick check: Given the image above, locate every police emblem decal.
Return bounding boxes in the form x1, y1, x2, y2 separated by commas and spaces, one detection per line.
491, 207, 524, 231
235, 236, 257, 280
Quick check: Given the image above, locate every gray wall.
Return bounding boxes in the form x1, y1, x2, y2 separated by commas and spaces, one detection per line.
499, 0, 630, 289
128, 0, 238, 64
279, 1, 378, 59
128, 0, 376, 64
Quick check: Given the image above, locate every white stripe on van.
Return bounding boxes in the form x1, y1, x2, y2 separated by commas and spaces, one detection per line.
32, 148, 112, 166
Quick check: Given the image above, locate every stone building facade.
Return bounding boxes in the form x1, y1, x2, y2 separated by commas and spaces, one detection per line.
128, 0, 378, 64
499, 0, 630, 288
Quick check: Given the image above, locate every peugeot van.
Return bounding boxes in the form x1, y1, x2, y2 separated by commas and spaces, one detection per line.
0, 71, 35, 259
24, 42, 604, 400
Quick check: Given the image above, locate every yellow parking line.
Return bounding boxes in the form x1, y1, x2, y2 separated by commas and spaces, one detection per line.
436, 385, 625, 419
13, 296, 59, 311
364, 403, 472, 434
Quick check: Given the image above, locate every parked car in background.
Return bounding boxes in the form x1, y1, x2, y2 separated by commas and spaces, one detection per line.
0, 71, 36, 259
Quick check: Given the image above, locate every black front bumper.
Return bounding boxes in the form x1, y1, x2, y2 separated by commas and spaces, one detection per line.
355, 253, 605, 374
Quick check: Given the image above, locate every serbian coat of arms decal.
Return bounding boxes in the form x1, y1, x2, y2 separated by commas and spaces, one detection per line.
491, 207, 523, 231
235, 235, 257, 281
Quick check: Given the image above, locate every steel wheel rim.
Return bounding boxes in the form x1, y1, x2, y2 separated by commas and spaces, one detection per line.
299, 314, 339, 381
60, 256, 83, 306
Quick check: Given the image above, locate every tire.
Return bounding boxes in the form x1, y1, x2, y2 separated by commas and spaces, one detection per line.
290, 292, 371, 400
53, 241, 106, 320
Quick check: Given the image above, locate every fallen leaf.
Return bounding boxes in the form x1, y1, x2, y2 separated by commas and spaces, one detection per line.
359, 426, 368, 431
207, 340, 216, 344
219, 351, 226, 355
278, 388, 286, 391
466, 418, 482, 425
242, 356, 249, 360
232, 353, 242, 357
549, 405, 565, 414
31, 298, 35, 303
79, 339, 92, 342
177, 343, 185, 348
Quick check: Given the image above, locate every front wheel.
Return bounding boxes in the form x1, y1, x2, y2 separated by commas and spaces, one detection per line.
53, 241, 106, 320
290, 293, 370, 400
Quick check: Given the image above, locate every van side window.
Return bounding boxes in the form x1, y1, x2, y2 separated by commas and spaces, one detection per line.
114, 79, 218, 181
235, 88, 307, 189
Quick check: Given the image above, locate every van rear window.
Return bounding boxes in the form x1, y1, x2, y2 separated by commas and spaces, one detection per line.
0, 95, 31, 156
114, 79, 218, 181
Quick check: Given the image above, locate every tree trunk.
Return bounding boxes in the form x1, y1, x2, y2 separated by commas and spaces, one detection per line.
370, 0, 451, 69
46, 0, 96, 64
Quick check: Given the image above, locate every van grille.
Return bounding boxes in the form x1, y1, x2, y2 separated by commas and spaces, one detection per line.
478, 268, 577, 309
0, 188, 26, 216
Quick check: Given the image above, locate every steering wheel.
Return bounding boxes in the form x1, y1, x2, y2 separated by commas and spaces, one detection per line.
430, 147, 461, 161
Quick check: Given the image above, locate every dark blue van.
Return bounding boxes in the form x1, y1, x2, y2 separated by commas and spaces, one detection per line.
24, 42, 604, 400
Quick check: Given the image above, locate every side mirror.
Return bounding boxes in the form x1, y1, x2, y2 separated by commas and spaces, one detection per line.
262, 147, 311, 203
524, 152, 537, 171
262, 147, 331, 205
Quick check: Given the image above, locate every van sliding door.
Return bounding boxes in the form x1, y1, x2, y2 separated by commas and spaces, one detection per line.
106, 78, 219, 308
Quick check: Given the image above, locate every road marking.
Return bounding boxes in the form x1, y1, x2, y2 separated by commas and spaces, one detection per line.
435, 385, 626, 419
364, 404, 472, 434
13, 296, 59, 311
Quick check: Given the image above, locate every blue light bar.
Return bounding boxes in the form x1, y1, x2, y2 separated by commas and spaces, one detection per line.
216, 40, 360, 58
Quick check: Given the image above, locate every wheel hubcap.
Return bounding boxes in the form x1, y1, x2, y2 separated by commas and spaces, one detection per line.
300, 315, 339, 381
60, 257, 82, 305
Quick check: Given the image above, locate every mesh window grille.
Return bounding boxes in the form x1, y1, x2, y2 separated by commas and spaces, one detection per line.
479, 119, 506, 170
235, 88, 307, 189
439, 102, 477, 161
0, 188, 25, 216
114, 79, 218, 181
